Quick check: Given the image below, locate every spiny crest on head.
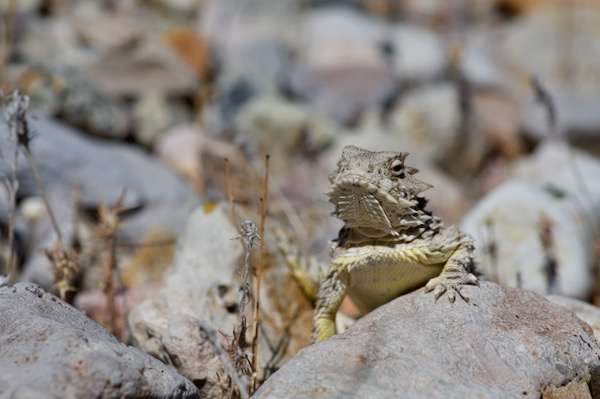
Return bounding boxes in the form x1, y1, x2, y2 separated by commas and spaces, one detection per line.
331, 145, 433, 198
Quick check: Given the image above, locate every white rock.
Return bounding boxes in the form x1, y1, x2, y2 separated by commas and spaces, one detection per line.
390, 83, 460, 161
461, 180, 594, 299
390, 24, 446, 83
297, 6, 389, 69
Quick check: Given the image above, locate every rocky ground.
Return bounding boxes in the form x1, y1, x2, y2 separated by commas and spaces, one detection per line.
2, 0, 600, 398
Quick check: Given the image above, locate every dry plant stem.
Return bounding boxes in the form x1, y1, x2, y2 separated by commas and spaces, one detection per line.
104, 235, 117, 334
198, 322, 250, 399
6, 143, 18, 277
225, 158, 238, 228
0, 0, 17, 78
232, 221, 261, 397
251, 154, 269, 375
23, 149, 64, 244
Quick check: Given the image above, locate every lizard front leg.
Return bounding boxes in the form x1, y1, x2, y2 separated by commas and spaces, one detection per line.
424, 236, 478, 303
312, 267, 349, 342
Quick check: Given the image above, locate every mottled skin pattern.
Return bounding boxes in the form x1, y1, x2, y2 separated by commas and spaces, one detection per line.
307, 146, 478, 342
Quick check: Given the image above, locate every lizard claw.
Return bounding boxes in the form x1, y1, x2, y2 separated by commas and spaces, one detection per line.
424, 273, 478, 304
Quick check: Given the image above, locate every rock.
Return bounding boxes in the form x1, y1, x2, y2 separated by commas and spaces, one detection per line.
0, 116, 200, 244
253, 281, 600, 398
83, 36, 198, 97
204, 41, 290, 135
501, 6, 600, 141
287, 6, 396, 124
461, 28, 511, 89
19, 189, 76, 289
472, 90, 523, 158
502, 6, 600, 95
287, 64, 397, 125
295, 6, 388, 70
154, 124, 203, 189
7, 65, 133, 139
235, 95, 337, 175
74, 12, 145, 54
546, 295, 600, 341
128, 203, 312, 397
390, 83, 461, 162
74, 284, 160, 342
461, 180, 594, 299
132, 91, 191, 147
389, 24, 446, 83
510, 140, 600, 212
200, 0, 298, 134
20, 16, 91, 70
0, 282, 198, 399
200, 0, 297, 60
463, 141, 600, 299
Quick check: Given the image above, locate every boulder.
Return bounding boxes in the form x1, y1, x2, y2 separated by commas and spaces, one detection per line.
253, 281, 600, 398
0, 282, 199, 399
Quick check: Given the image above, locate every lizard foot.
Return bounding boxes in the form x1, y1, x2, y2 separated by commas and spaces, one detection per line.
424, 272, 479, 303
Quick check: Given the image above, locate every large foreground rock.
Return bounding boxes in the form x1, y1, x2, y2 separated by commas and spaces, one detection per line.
0, 282, 199, 399
253, 281, 600, 398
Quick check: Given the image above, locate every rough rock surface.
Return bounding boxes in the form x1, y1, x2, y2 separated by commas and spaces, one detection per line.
0, 282, 199, 399
253, 281, 600, 398
547, 295, 600, 341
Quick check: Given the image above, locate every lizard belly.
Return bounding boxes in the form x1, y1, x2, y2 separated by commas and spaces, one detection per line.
345, 258, 444, 315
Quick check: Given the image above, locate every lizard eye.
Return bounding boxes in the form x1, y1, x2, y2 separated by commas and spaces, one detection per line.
390, 160, 404, 177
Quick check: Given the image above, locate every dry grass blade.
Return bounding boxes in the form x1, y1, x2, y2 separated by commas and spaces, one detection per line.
93, 188, 129, 333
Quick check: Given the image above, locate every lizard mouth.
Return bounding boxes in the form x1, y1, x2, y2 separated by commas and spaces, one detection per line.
322, 175, 414, 233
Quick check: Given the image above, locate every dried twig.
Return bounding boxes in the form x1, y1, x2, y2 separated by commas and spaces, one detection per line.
225, 158, 238, 228
198, 322, 250, 399
251, 154, 269, 376
2, 90, 27, 278
231, 220, 261, 397
94, 188, 129, 333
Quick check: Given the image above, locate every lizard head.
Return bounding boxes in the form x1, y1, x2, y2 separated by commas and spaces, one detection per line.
324, 145, 433, 238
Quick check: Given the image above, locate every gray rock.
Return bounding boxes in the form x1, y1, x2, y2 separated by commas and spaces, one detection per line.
390, 83, 461, 161
287, 6, 396, 124
235, 95, 337, 176
253, 281, 600, 398
83, 37, 197, 97
0, 116, 200, 243
19, 189, 76, 288
389, 24, 446, 83
501, 6, 600, 141
0, 282, 199, 399
200, 0, 298, 134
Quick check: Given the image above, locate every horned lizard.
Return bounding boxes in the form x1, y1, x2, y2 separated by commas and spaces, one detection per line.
281, 145, 478, 342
